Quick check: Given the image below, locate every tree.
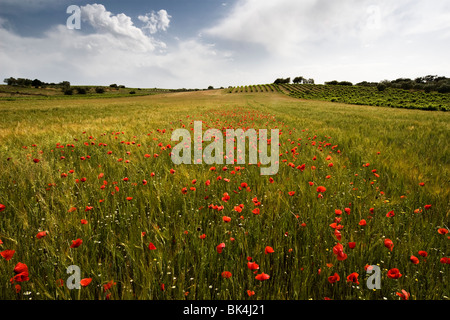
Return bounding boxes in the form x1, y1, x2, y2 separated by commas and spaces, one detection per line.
32, 79, 42, 88
293, 76, 304, 84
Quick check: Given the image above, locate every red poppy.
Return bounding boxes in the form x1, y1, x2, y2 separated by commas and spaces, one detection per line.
418, 250, 428, 258
348, 242, 356, 249
332, 243, 347, 261
335, 209, 342, 215
440, 257, 449, 264
216, 243, 225, 253
247, 290, 255, 297
1, 249, 15, 261
148, 242, 156, 250
221, 271, 232, 279
181, 187, 187, 194
346, 272, 359, 285
199, 234, 206, 240
384, 239, 394, 251
80, 278, 92, 287
344, 208, 351, 215
328, 273, 340, 284
316, 186, 326, 193
103, 280, 116, 292
424, 204, 432, 210
222, 216, 231, 223
11, 262, 29, 283
396, 290, 410, 300
386, 210, 395, 217
0, 204, 6, 212
126, 197, 133, 201
265, 246, 274, 254
36, 231, 48, 239
81, 219, 88, 225
255, 273, 270, 281
359, 219, 367, 226
288, 191, 295, 196
387, 268, 402, 279
247, 261, 259, 271
410, 255, 419, 264
70, 238, 83, 248
438, 228, 448, 235
33, 158, 40, 163
252, 208, 260, 215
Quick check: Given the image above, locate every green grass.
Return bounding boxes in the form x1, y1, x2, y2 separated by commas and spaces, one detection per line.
0, 90, 448, 300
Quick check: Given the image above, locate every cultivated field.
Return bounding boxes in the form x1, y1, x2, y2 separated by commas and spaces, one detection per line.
0, 89, 448, 300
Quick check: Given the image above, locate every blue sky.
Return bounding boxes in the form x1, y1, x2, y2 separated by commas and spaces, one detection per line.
0, 0, 449, 88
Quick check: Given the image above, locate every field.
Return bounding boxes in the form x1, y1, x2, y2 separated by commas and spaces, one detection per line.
228, 83, 450, 111
0, 89, 448, 300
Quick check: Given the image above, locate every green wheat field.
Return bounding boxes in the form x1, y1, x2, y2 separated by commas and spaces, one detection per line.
0, 88, 448, 300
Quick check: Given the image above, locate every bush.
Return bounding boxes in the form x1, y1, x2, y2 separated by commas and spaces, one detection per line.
129, 91, 136, 94
64, 89, 73, 95
95, 87, 105, 94
76, 88, 87, 94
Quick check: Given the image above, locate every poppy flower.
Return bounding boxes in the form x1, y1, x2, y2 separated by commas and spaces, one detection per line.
387, 268, 402, 279
265, 246, 274, 254
359, 219, 367, 226
346, 272, 359, 285
216, 243, 225, 253
410, 255, 419, 265
348, 242, 356, 249
11, 262, 29, 283
332, 243, 347, 261
438, 228, 448, 235
255, 273, 270, 281
396, 290, 410, 300
247, 261, 259, 271
80, 278, 92, 287
80, 219, 88, 225
126, 197, 133, 201
181, 187, 187, 194
148, 242, 157, 250
222, 216, 231, 223
418, 250, 428, 258
1, 249, 15, 261
386, 211, 395, 217
0, 204, 6, 212
252, 208, 260, 215
384, 239, 394, 251
33, 158, 40, 163
419, 182, 425, 186
103, 280, 116, 292
328, 273, 340, 284
288, 191, 295, 196
199, 234, 206, 240
335, 209, 342, 215
424, 204, 432, 210
344, 208, 351, 215
70, 239, 83, 248
316, 186, 326, 193
36, 231, 48, 239
440, 257, 449, 264
221, 271, 232, 279
247, 290, 255, 297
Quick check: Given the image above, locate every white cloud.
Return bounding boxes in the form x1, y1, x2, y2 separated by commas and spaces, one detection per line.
80, 4, 165, 52
138, 9, 171, 34
203, 0, 450, 84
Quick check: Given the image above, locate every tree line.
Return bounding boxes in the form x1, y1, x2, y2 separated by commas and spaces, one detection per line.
273, 75, 450, 93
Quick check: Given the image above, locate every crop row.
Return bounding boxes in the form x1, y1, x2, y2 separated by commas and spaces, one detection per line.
281, 84, 449, 111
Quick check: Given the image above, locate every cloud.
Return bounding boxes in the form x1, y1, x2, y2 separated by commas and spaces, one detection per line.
0, 3, 231, 89
203, 0, 450, 83
80, 4, 165, 52
138, 9, 171, 34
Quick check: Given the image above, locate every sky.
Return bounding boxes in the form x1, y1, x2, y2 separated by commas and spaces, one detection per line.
0, 0, 449, 89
